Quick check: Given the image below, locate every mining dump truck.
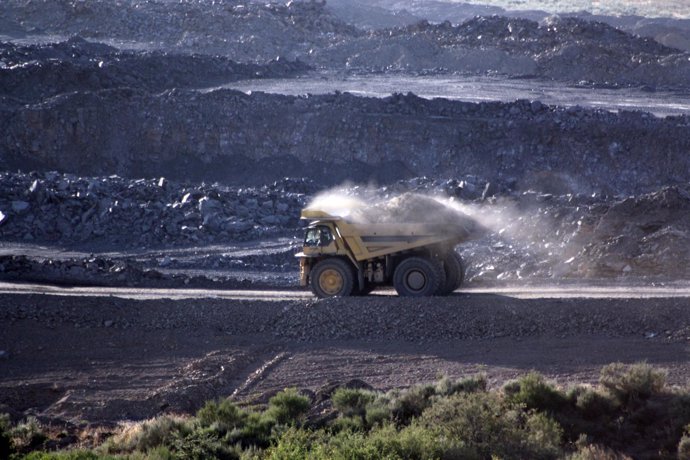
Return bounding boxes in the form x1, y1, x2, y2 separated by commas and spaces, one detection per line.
297, 208, 474, 298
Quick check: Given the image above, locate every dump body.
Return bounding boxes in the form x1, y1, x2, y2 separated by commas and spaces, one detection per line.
297, 209, 474, 297
299, 209, 468, 261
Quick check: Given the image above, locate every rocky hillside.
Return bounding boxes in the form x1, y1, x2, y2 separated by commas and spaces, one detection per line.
2, 90, 688, 194
3, 1, 690, 89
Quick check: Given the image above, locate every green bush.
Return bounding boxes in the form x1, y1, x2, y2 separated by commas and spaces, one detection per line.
265, 388, 311, 426
389, 384, 436, 426
265, 427, 315, 460
504, 372, 568, 414
568, 443, 632, 460
332, 388, 376, 422
170, 430, 240, 460
364, 395, 393, 427
420, 391, 562, 459
197, 399, 246, 433
231, 411, 275, 449
301, 423, 447, 460
574, 387, 616, 420
0, 413, 14, 459
679, 426, 690, 460
102, 415, 192, 454
10, 416, 48, 451
599, 362, 666, 405
435, 375, 487, 396
330, 415, 365, 433
23, 451, 119, 460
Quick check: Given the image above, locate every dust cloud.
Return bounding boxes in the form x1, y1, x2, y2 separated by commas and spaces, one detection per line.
304, 186, 587, 282
304, 187, 481, 237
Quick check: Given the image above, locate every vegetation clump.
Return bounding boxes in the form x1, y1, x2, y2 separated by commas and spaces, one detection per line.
6, 364, 690, 459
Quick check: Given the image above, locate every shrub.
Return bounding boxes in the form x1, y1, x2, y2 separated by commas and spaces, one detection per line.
568, 443, 633, 460
525, 412, 564, 458
266, 427, 317, 460
364, 395, 393, 427
103, 415, 192, 453
265, 388, 311, 426
232, 411, 275, 449
599, 362, 666, 405
420, 391, 562, 459
0, 413, 13, 459
10, 416, 47, 451
330, 415, 365, 433
679, 426, 690, 460
197, 399, 246, 433
23, 452, 119, 460
170, 430, 240, 460
389, 384, 436, 426
504, 372, 567, 414
574, 387, 616, 420
436, 375, 487, 396
332, 388, 376, 422
312, 423, 447, 460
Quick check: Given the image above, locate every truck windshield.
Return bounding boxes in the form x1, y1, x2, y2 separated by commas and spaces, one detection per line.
304, 226, 333, 247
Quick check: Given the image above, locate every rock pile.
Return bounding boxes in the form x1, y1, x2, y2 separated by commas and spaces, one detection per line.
0, 254, 261, 289
312, 15, 690, 89
3, 0, 690, 89
0, 37, 311, 103
0, 0, 359, 61
0, 171, 314, 247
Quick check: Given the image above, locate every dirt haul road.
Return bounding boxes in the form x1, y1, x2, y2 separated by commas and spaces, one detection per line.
2, 283, 690, 427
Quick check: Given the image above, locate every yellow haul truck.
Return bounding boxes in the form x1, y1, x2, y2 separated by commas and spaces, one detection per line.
297, 209, 472, 298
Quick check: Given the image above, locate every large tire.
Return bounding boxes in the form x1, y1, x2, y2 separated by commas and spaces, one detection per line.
310, 258, 356, 298
393, 256, 444, 297
452, 251, 466, 289
438, 251, 465, 295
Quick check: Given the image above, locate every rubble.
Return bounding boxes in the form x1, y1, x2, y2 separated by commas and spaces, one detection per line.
0, 254, 259, 289
2, 1, 690, 89
0, 37, 311, 103
0, 171, 314, 247
0, 0, 360, 61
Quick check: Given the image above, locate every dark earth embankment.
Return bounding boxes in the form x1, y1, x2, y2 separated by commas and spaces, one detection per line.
2, 91, 689, 193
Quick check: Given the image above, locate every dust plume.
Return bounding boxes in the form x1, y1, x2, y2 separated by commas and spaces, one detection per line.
304, 186, 595, 282
304, 187, 482, 237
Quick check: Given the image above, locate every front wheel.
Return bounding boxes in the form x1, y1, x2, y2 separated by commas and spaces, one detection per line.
393, 256, 444, 297
310, 258, 356, 298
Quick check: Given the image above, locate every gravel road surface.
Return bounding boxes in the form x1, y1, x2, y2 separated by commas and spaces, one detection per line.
1, 286, 689, 427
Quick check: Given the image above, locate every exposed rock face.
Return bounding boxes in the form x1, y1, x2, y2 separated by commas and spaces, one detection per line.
2, 90, 688, 194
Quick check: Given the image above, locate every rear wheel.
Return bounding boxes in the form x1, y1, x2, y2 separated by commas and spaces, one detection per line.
438, 251, 465, 295
393, 256, 444, 297
310, 258, 356, 298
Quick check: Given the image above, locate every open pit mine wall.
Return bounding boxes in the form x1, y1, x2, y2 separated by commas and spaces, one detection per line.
1, 89, 689, 194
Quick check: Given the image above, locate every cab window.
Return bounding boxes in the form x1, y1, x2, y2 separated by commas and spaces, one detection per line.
305, 226, 333, 247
